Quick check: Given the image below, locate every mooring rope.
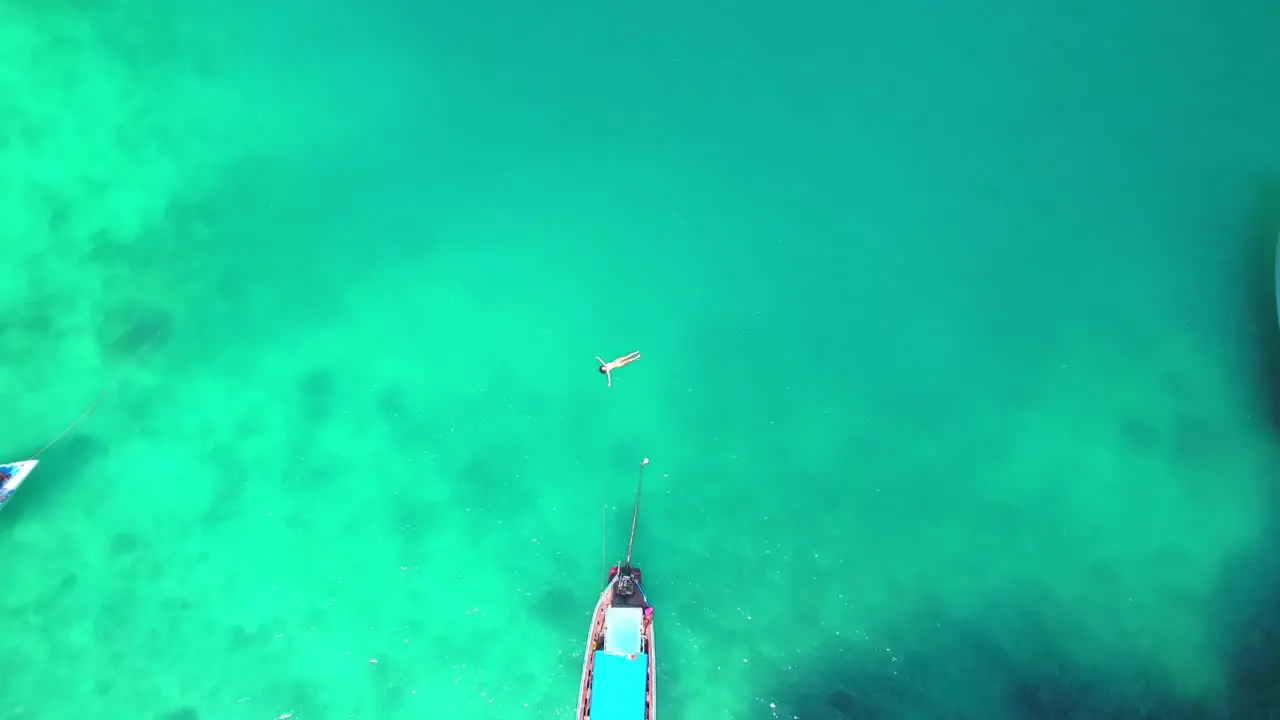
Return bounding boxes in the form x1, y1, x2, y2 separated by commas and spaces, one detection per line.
31, 330, 162, 459
601, 474, 609, 587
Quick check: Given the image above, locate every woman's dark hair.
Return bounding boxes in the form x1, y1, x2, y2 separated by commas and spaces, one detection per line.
599, 365, 608, 373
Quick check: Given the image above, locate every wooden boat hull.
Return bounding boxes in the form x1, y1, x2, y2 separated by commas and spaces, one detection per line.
576, 565, 656, 720
0, 459, 39, 511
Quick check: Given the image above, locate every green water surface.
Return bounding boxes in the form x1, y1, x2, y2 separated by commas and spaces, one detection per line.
3, 0, 1280, 718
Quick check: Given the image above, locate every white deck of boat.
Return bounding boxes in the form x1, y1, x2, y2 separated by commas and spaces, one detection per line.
0, 460, 38, 500
603, 607, 643, 656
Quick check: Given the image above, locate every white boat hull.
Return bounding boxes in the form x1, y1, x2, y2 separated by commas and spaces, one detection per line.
0, 459, 39, 510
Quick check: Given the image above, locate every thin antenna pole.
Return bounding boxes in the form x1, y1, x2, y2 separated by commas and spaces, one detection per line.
624, 458, 649, 567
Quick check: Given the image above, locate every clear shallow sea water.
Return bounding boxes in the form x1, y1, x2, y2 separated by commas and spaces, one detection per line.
3, 0, 1280, 718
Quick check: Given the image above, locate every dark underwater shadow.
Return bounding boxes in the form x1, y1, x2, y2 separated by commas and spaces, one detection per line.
1237, 181, 1280, 434
1210, 451, 1280, 720
1202, 184, 1280, 719
763, 191, 1280, 720
98, 303, 173, 361
763, 603, 1221, 720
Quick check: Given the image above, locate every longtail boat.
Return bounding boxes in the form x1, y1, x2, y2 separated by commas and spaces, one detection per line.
0, 459, 39, 511
576, 458, 656, 720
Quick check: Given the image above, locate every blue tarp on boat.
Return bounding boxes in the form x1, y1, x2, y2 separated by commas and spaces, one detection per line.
589, 651, 648, 720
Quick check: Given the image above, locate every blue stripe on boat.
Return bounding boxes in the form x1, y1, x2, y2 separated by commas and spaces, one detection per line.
589, 650, 648, 720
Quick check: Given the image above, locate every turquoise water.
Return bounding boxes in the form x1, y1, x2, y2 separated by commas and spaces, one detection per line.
3, 0, 1280, 717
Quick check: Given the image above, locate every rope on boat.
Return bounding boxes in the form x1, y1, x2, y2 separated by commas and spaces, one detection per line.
602, 457, 650, 584
32, 330, 162, 460
624, 458, 649, 568
32, 388, 111, 458
601, 468, 608, 587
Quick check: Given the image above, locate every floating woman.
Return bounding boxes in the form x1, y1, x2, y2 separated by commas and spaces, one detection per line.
595, 351, 641, 388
